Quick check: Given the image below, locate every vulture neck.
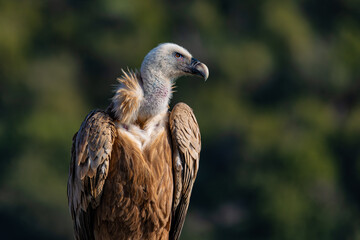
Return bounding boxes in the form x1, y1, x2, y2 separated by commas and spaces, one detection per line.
139, 72, 172, 121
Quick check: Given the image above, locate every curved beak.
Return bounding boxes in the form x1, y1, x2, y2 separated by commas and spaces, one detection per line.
188, 58, 209, 81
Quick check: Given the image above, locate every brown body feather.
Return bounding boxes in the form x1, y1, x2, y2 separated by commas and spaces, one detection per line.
94, 126, 173, 240
67, 70, 201, 240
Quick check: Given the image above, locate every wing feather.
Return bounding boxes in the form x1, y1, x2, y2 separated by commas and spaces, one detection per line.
67, 110, 116, 240
169, 103, 201, 240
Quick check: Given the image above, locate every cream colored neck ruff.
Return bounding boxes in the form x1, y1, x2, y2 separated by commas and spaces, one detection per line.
112, 69, 144, 124
112, 69, 172, 125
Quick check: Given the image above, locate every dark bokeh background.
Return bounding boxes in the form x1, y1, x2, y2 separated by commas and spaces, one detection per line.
1, 0, 360, 239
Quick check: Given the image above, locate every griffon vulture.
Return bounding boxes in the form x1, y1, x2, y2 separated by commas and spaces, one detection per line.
67, 43, 209, 240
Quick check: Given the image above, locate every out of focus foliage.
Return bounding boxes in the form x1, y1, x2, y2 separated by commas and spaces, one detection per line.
1, 0, 360, 239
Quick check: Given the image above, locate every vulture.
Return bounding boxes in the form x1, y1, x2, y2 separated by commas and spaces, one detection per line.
67, 43, 209, 240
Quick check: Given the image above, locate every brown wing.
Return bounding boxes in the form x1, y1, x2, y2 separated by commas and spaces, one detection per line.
67, 110, 116, 240
169, 103, 201, 240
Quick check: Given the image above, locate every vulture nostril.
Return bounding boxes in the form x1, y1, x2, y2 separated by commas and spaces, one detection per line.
191, 58, 199, 66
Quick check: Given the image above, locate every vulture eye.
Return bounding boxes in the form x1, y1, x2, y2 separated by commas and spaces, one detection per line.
174, 52, 183, 59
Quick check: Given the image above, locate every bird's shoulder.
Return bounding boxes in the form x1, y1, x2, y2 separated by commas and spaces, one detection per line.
169, 102, 201, 158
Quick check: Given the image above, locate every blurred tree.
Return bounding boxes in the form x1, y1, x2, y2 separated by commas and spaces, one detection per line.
0, 0, 359, 239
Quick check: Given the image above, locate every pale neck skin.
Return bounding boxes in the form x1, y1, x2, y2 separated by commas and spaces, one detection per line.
136, 43, 195, 122
138, 67, 173, 121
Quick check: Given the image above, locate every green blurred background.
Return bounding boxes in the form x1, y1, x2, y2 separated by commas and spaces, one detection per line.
1, 0, 360, 239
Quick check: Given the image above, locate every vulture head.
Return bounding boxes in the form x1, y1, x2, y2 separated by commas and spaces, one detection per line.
138, 43, 208, 120
141, 43, 209, 83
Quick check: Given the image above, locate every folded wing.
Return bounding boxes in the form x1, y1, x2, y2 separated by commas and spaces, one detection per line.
67, 110, 116, 240
169, 103, 201, 240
